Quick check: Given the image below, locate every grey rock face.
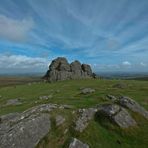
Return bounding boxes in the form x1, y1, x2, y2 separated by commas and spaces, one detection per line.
75, 108, 97, 132
97, 104, 137, 128
43, 57, 94, 82
119, 96, 148, 119
81, 88, 95, 94
69, 138, 89, 148
81, 64, 92, 76
0, 114, 51, 148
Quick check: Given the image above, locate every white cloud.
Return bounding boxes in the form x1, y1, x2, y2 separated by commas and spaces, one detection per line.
0, 15, 34, 42
140, 62, 146, 67
0, 54, 49, 70
122, 61, 131, 66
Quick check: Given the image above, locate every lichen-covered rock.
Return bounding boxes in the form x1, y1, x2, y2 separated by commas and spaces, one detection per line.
119, 96, 148, 119
97, 104, 137, 128
43, 57, 94, 82
75, 108, 97, 132
0, 114, 51, 148
69, 138, 89, 148
0, 103, 73, 148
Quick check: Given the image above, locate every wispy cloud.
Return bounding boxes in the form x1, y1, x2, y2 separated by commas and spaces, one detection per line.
0, 14, 34, 42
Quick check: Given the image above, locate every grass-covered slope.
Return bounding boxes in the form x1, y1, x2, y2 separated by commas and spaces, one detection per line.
0, 79, 148, 147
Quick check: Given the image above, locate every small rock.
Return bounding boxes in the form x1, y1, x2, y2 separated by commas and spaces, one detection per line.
56, 115, 65, 126
113, 83, 127, 89
69, 138, 89, 148
81, 88, 95, 94
6, 99, 22, 106
39, 95, 53, 100
64, 129, 68, 134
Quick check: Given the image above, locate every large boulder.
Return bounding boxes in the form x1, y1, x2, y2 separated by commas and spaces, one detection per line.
43, 57, 94, 82
0, 114, 51, 148
96, 104, 137, 128
119, 96, 148, 119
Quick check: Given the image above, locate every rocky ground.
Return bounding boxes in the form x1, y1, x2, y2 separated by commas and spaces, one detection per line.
0, 79, 148, 147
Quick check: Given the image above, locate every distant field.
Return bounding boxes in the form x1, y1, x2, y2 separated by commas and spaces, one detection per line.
0, 76, 42, 88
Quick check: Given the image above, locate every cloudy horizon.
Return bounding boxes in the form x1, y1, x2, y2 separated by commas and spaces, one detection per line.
0, 0, 148, 74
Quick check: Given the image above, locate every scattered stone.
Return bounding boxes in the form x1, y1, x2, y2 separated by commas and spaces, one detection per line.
97, 104, 137, 128
81, 88, 95, 94
0, 114, 51, 148
39, 95, 53, 100
6, 98, 22, 106
106, 95, 117, 101
75, 108, 97, 132
43, 57, 94, 82
56, 115, 65, 126
119, 96, 148, 119
59, 105, 73, 109
113, 83, 127, 89
69, 138, 89, 148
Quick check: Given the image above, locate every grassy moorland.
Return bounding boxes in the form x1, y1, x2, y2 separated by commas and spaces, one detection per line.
0, 78, 148, 148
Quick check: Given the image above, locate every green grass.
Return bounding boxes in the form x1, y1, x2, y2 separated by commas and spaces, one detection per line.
0, 79, 148, 148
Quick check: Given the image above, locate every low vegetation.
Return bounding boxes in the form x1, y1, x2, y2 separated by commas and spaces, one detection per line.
0, 78, 148, 147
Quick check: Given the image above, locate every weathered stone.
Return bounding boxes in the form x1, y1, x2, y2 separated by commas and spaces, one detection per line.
43, 57, 94, 82
0, 114, 51, 148
75, 108, 97, 132
119, 96, 148, 119
81, 88, 95, 94
97, 104, 137, 128
56, 115, 65, 126
69, 138, 89, 148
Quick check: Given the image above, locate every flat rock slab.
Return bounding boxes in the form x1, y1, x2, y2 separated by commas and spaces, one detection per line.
69, 138, 89, 148
0, 113, 51, 148
119, 96, 148, 119
97, 104, 137, 128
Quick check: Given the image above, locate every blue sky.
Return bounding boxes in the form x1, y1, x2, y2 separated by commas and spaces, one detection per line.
0, 0, 148, 73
